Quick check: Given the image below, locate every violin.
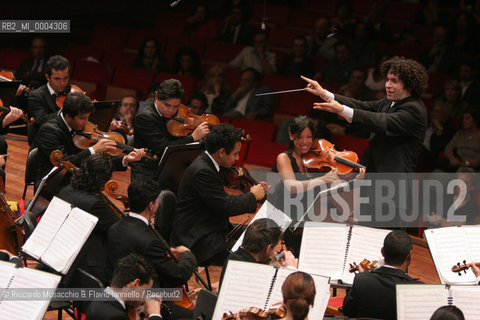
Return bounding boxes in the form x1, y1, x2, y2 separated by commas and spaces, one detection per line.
451, 260, 480, 276
220, 166, 258, 194
167, 104, 219, 137
0, 104, 34, 124
55, 84, 86, 108
73, 121, 156, 159
349, 259, 378, 273
0, 70, 31, 95
222, 307, 286, 320
302, 139, 365, 174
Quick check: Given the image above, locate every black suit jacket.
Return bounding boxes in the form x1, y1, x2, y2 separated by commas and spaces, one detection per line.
32, 114, 125, 187
85, 295, 163, 320
132, 102, 194, 178
342, 266, 422, 320
27, 83, 60, 131
171, 152, 257, 264
219, 247, 257, 289
58, 184, 120, 285
334, 95, 427, 172
106, 215, 197, 288
223, 86, 274, 120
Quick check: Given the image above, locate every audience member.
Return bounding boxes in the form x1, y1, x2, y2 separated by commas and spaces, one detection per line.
230, 31, 276, 74
305, 17, 337, 60
172, 47, 203, 79
330, 0, 356, 37
183, 4, 217, 40
448, 11, 478, 57
215, 5, 253, 45
131, 38, 168, 73
348, 21, 377, 67
188, 91, 208, 116
319, 41, 358, 84
419, 26, 459, 74
14, 36, 48, 90
338, 68, 375, 101
435, 79, 466, 121
195, 65, 232, 114
458, 61, 480, 107
279, 36, 315, 78
363, 4, 393, 43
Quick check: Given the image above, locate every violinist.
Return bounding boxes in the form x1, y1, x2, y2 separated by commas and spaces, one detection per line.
132, 79, 209, 179
0, 106, 27, 184
107, 177, 196, 320
86, 253, 162, 320
27, 55, 70, 143
32, 92, 145, 189
302, 56, 429, 173
219, 218, 298, 289
171, 124, 268, 266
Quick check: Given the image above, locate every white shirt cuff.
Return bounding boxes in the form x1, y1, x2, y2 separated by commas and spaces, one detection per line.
122, 156, 128, 167
89, 147, 95, 154
340, 106, 354, 123
323, 90, 334, 101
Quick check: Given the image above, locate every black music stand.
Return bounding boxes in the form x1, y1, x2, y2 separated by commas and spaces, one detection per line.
155, 142, 204, 192
0, 81, 21, 107
90, 100, 120, 131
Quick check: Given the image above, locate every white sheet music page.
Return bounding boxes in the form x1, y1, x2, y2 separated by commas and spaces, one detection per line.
231, 201, 292, 252
341, 226, 390, 284
424, 227, 475, 284
396, 284, 447, 320
0, 267, 61, 320
41, 207, 98, 274
22, 197, 71, 259
213, 261, 274, 320
461, 225, 480, 262
0, 261, 15, 288
298, 222, 350, 280
450, 286, 480, 319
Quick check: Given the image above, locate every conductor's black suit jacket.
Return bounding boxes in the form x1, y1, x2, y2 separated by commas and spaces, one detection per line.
171, 152, 257, 264
334, 95, 427, 172
342, 266, 422, 320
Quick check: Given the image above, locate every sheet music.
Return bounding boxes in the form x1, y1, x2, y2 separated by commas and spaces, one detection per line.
450, 286, 480, 319
342, 226, 390, 284
22, 197, 71, 259
461, 225, 480, 262
214, 261, 274, 319
424, 227, 476, 284
298, 222, 350, 279
396, 285, 447, 320
0, 261, 15, 288
231, 201, 292, 252
41, 207, 98, 274
0, 265, 61, 320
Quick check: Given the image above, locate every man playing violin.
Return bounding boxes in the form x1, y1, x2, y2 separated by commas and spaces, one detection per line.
219, 218, 298, 289
32, 92, 145, 189
132, 79, 209, 179
27, 55, 70, 144
107, 177, 196, 320
303, 56, 428, 173
171, 124, 269, 266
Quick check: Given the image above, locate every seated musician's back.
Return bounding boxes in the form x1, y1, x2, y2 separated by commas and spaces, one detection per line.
171, 124, 267, 266
342, 230, 422, 320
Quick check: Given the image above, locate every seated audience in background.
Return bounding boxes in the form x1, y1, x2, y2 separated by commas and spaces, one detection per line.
342, 230, 422, 319
14, 36, 48, 90
195, 65, 232, 114
230, 31, 276, 75
365, 53, 390, 95
215, 5, 253, 45
219, 218, 297, 288
338, 68, 375, 101
458, 61, 480, 107
348, 21, 377, 67
85, 253, 162, 320
319, 40, 358, 84
363, 4, 393, 43
139, 82, 160, 111
430, 305, 465, 320
441, 109, 480, 172
279, 36, 315, 78
111, 95, 139, 145
188, 91, 208, 116
330, 0, 356, 37
449, 11, 477, 57
435, 79, 466, 122
172, 47, 203, 79
419, 26, 458, 74
131, 38, 169, 73
422, 101, 456, 171
305, 17, 337, 59
222, 68, 274, 120
182, 4, 217, 40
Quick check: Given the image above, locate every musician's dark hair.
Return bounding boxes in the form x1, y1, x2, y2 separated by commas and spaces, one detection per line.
430, 305, 465, 320
242, 218, 282, 253
205, 123, 243, 154
282, 272, 316, 320
288, 116, 314, 151
381, 56, 428, 98
62, 92, 94, 118
46, 55, 70, 76
383, 230, 412, 266
155, 79, 185, 101
111, 253, 157, 288
71, 154, 113, 193
128, 177, 161, 213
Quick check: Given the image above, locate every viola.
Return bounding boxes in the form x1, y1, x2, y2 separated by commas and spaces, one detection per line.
55, 84, 86, 108
73, 121, 156, 159
0, 70, 31, 94
0, 186, 23, 257
349, 259, 378, 273
302, 139, 365, 174
220, 166, 258, 194
167, 104, 219, 137
451, 260, 480, 276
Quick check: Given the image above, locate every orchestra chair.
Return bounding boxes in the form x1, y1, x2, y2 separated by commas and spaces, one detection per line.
72, 61, 112, 87
22, 147, 39, 199
0, 48, 30, 70
112, 66, 155, 98
203, 41, 243, 64
64, 43, 103, 64
192, 289, 218, 320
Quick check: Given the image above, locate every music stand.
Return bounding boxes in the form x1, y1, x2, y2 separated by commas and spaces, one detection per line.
155, 142, 204, 192
90, 100, 120, 131
0, 81, 21, 107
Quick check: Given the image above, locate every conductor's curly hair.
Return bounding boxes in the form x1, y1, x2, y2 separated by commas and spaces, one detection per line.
381, 57, 428, 98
